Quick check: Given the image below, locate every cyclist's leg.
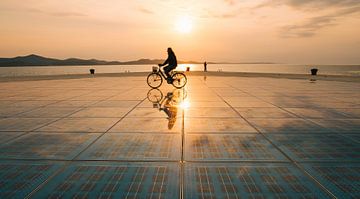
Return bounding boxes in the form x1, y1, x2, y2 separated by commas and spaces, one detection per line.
164, 65, 171, 79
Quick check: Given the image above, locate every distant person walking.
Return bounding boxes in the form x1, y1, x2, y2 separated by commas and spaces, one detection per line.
158, 48, 177, 83
204, 61, 207, 72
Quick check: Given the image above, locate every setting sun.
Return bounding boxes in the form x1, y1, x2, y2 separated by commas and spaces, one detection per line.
175, 16, 193, 34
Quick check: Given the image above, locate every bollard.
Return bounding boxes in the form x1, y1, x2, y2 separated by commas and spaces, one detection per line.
90, 69, 95, 74
311, 68, 318, 75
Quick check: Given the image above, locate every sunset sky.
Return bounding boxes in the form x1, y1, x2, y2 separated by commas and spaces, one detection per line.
0, 0, 359, 64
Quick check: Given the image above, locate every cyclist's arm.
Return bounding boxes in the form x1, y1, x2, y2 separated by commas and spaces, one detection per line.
159, 58, 169, 67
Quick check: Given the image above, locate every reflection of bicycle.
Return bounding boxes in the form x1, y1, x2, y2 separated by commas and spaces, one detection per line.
147, 66, 187, 89
147, 88, 187, 105
147, 88, 186, 130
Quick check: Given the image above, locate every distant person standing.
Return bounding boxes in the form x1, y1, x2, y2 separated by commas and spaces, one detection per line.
204, 61, 207, 72
158, 48, 177, 83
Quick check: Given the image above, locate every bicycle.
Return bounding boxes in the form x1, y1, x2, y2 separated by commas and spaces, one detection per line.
147, 66, 187, 89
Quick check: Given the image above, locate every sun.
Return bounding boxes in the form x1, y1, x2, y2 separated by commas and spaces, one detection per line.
175, 16, 193, 33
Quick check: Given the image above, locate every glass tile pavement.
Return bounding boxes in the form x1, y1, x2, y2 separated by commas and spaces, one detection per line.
185, 163, 329, 198
0, 132, 25, 144
266, 134, 360, 162
0, 75, 359, 198
302, 163, 360, 198
0, 133, 100, 160
185, 134, 286, 161
0, 161, 63, 198
33, 162, 180, 199
77, 133, 181, 161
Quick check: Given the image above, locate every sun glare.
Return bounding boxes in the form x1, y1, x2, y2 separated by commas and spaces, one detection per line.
176, 16, 193, 33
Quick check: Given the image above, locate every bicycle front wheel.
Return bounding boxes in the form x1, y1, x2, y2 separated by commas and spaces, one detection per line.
147, 72, 163, 88
171, 72, 187, 88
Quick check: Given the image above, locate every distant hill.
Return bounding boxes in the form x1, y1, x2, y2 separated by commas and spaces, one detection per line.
0, 54, 275, 66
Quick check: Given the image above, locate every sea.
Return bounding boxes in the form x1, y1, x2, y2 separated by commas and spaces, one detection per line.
0, 64, 359, 77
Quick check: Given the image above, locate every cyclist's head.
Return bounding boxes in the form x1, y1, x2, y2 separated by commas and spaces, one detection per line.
167, 47, 173, 54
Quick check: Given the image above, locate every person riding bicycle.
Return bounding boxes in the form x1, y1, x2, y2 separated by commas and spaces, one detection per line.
158, 48, 177, 83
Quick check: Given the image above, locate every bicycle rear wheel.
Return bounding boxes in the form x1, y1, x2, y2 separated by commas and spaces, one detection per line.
147, 89, 163, 103
147, 72, 163, 88
171, 72, 187, 88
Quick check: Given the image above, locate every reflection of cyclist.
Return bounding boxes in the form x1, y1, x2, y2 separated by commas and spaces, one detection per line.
158, 48, 177, 83
162, 92, 178, 130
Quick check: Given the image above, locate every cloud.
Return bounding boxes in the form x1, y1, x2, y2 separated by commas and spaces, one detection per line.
255, 0, 360, 38
224, 0, 236, 6
280, 16, 336, 38
279, 6, 360, 38
26, 8, 87, 17
259, 0, 360, 9
137, 7, 154, 14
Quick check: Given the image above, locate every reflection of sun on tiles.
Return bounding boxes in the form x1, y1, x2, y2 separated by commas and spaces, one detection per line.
0, 161, 63, 198
185, 134, 286, 161
47, 100, 98, 107
185, 163, 329, 198
109, 117, 181, 133
17, 107, 81, 118
92, 100, 140, 108
33, 162, 179, 199
37, 118, 119, 132
69, 107, 132, 118
267, 134, 360, 162
127, 108, 181, 118
0, 133, 100, 160
0, 118, 55, 132
185, 118, 257, 133
302, 163, 360, 198
78, 133, 180, 161
185, 107, 239, 118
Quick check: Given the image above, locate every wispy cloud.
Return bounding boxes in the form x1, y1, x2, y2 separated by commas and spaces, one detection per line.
256, 0, 360, 38
258, 0, 360, 9
279, 6, 360, 38
224, 0, 236, 6
27, 8, 87, 17
137, 6, 154, 14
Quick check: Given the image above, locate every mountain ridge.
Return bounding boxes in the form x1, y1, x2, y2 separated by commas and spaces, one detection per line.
0, 54, 275, 67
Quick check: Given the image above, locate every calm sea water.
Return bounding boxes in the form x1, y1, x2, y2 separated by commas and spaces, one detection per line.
0, 64, 359, 77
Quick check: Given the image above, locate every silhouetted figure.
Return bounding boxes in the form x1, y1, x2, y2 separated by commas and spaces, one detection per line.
204, 61, 207, 72
159, 48, 177, 83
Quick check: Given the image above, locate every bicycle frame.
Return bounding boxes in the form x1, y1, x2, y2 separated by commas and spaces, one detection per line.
156, 67, 171, 79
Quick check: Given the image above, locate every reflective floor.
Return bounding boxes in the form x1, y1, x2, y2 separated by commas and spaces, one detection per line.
0, 75, 359, 198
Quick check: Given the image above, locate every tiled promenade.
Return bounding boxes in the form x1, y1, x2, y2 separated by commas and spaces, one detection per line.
0, 74, 359, 198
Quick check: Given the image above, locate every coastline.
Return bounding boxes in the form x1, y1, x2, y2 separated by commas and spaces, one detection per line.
0, 71, 359, 83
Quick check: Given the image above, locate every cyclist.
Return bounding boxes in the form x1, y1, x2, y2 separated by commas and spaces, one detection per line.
158, 47, 177, 83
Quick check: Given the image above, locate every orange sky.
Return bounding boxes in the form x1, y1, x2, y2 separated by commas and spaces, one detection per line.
0, 0, 359, 64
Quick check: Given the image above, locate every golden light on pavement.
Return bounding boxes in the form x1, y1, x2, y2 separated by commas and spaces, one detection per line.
180, 99, 190, 110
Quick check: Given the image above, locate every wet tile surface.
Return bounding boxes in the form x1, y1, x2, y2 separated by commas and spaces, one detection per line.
0, 75, 359, 198
37, 118, 119, 133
